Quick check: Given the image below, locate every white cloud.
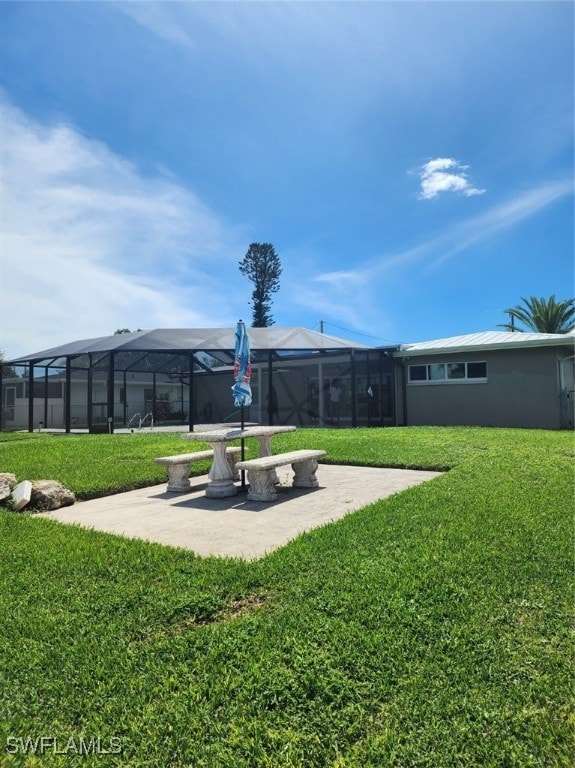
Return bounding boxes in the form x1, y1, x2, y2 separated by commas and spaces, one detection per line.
431, 178, 573, 266
419, 157, 486, 199
287, 263, 391, 342
115, 2, 450, 131
291, 283, 379, 340
291, 177, 572, 325
313, 270, 368, 288
0, 100, 243, 359
118, 3, 196, 50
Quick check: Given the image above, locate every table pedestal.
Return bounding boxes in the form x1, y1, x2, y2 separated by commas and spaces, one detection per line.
206, 443, 237, 498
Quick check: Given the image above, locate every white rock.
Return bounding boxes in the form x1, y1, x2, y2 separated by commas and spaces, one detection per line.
12, 480, 32, 511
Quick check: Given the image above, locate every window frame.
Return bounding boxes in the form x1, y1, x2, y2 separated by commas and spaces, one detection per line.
408, 361, 487, 385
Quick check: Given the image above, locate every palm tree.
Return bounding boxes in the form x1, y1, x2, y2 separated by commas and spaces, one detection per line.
499, 295, 575, 333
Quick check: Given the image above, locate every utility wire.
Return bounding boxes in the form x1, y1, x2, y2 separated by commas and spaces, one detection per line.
314, 321, 400, 346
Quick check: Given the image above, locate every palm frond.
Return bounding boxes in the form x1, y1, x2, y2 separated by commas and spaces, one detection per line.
501, 295, 575, 333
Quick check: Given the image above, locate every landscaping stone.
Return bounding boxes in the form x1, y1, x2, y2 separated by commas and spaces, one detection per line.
29, 480, 76, 511
12, 480, 32, 511
0, 473, 17, 502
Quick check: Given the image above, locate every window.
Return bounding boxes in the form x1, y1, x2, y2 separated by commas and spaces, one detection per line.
428, 363, 446, 381
409, 365, 427, 382
20, 381, 63, 398
467, 362, 487, 379
32, 381, 63, 399
408, 361, 487, 384
447, 363, 465, 379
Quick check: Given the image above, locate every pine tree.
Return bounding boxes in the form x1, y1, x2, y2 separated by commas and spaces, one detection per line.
239, 243, 282, 327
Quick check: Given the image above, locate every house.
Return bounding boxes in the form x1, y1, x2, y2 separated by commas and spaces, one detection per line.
393, 331, 575, 430
2, 328, 573, 432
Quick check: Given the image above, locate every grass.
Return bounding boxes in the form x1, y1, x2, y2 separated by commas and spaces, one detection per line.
0, 427, 573, 766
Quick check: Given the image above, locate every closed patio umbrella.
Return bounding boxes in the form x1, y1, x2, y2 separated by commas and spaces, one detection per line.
232, 319, 252, 413
232, 320, 252, 484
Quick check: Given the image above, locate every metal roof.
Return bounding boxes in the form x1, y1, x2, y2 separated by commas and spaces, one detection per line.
398, 331, 575, 357
7, 327, 370, 364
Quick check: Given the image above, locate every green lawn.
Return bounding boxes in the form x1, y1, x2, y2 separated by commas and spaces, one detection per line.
0, 427, 573, 767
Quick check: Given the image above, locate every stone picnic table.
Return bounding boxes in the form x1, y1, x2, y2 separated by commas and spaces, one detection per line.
181, 425, 296, 498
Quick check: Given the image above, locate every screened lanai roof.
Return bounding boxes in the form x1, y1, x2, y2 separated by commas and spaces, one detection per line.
8, 327, 371, 365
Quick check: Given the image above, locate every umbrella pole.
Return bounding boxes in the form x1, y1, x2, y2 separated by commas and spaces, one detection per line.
240, 405, 246, 488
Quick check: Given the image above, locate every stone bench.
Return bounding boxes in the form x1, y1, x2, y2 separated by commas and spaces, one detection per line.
155, 448, 242, 493
235, 449, 326, 502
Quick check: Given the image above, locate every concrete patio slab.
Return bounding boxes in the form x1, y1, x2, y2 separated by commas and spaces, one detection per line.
38, 465, 442, 559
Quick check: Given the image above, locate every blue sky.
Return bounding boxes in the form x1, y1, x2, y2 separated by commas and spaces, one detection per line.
0, 1, 573, 359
